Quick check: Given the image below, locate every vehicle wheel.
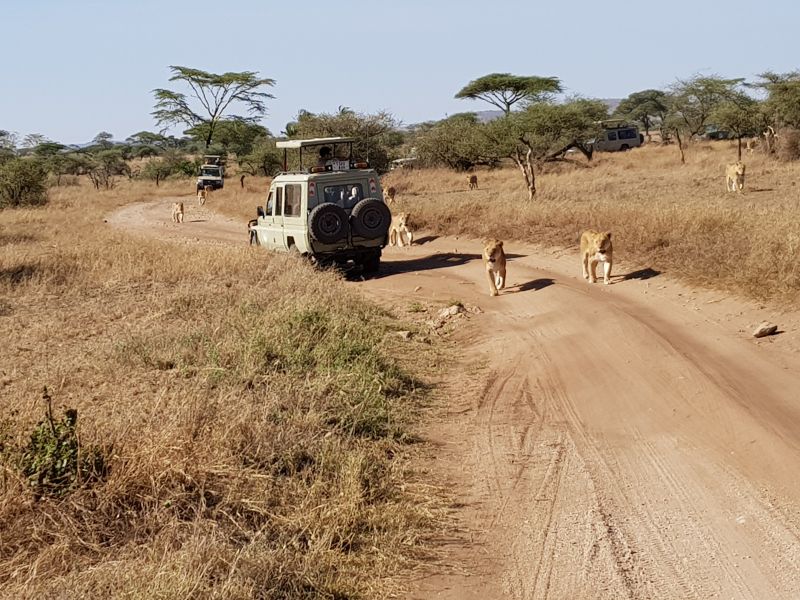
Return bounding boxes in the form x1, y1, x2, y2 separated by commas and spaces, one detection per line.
361, 251, 381, 274
350, 198, 391, 239
620, 144, 630, 151
308, 203, 349, 244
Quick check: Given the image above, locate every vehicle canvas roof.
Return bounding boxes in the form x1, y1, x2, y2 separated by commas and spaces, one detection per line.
276, 137, 355, 149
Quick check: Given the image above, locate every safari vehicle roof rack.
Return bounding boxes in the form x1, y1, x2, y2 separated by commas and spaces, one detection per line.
596, 119, 633, 130
276, 137, 366, 173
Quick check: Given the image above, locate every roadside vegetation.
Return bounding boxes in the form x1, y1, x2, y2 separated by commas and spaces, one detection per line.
0, 180, 442, 598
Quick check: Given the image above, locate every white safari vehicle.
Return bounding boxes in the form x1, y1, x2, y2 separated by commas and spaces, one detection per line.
249, 137, 391, 273
592, 120, 645, 152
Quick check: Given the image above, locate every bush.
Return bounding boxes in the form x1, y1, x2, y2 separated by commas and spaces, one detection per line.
776, 128, 800, 161
2, 388, 108, 500
0, 158, 48, 208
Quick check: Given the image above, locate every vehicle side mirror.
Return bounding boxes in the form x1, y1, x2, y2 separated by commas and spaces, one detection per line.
257, 206, 265, 218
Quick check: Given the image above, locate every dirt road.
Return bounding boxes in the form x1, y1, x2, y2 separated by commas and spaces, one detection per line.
111, 198, 800, 599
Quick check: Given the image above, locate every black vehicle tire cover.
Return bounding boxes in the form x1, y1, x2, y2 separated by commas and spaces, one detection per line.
308, 202, 349, 244
350, 198, 392, 239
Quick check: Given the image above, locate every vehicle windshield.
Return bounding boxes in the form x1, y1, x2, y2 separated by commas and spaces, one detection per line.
201, 167, 221, 176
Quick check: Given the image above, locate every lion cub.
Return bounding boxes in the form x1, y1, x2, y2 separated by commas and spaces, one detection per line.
171, 202, 184, 223
580, 230, 613, 284
388, 212, 414, 247
725, 161, 745, 192
482, 239, 506, 297
197, 188, 207, 205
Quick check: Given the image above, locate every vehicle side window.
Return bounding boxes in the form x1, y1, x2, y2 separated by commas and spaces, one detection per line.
275, 187, 283, 216
284, 184, 302, 217
607, 131, 618, 141
266, 190, 274, 215
619, 129, 636, 140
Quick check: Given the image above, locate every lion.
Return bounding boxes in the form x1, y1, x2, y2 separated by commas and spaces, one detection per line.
388, 212, 414, 247
580, 230, 613, 285
725, 161, 745, 192
171, 201, 184, 224
197, 188, 207, 206
482, 239, 506, 297
383, 186, 397, 204
744, 138, 758, 154
468, 174, 478, 190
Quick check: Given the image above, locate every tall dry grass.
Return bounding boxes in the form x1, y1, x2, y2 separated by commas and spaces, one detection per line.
0, 179, 442, 599
385, 141, 800, 304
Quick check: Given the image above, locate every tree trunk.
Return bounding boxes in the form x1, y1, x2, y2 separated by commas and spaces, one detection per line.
512, 147, 536, 200
737, 136, 742, 161
675, 130, 685, 164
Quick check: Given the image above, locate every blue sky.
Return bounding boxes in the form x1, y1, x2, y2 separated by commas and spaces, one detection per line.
3, 0, 798, 145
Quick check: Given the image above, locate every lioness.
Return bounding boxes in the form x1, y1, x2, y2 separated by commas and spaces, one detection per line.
388, 212, 413, 247
197, 188, 207, 205
383, 186, 397, 204
171, 202, 184, 224
482, 239, 506, 297
468, 174, 478, 190
580, 230, 613, 285
725, 161, 745, 192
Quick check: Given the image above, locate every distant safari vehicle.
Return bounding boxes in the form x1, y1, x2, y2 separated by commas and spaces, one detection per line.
196, 155, 225, 191
592, 120, 644, 152
390, 157, 418, 170
249, 137, 390, 273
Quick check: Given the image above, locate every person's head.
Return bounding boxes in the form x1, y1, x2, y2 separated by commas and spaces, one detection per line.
350, 186, 358, 196
319, 146, 332, 159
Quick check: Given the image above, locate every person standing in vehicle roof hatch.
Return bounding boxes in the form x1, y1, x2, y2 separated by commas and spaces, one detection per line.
317, 146, 332, 167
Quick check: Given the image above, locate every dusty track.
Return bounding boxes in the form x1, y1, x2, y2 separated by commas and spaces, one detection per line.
111, 198, 800, 599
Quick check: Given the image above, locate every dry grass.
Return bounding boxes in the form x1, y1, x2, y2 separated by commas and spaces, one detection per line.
0, 179, 444, 599
385, 141, 800, 304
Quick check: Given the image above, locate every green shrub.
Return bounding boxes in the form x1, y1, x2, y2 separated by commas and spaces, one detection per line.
0, 157, 48, 208
8, 388, 108, 499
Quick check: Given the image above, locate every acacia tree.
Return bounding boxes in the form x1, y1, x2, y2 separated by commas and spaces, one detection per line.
152, 66, 275, 148
669, 75, 743, 137
485, 99, 607, 200
711, 93, 764, 159
455, 73, 562, 115
414, 113, 499, 171
613, 89, 669, 139
285, 107, 401, 172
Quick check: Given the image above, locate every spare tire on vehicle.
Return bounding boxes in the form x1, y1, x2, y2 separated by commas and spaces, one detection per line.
350, 198, 392, 239
308, 202, 349, 244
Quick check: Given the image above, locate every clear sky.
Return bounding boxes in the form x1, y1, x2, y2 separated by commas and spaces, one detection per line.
3, 0, 798, 145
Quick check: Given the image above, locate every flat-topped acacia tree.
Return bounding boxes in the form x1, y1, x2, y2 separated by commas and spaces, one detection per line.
152, 66, 276, 149
455, 73, 562, 115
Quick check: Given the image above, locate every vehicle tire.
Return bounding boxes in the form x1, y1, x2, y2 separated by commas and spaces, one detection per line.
350, 198, 391, 239
620, 144, 630, 151
308, 202, 349, 244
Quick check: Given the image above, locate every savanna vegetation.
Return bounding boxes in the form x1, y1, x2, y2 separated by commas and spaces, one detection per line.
0, 180, 446, 598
